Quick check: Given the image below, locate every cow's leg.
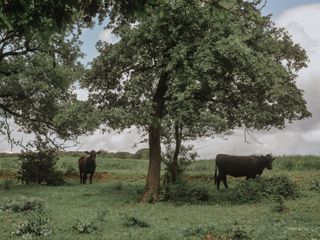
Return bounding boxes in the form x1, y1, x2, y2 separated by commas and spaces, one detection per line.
80, 172, 83, 184
83, 173, 87, 184
216, 174, 222, 190
89, 173, 94, 184
221, 175, 228, 189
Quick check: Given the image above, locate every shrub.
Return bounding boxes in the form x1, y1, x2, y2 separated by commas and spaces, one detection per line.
235, 176, 298, 203
12, 211, 52, 238
17, 139, 65, 186
65, 166, 78, 177
1, 195, 45, 212
2, 179, 13, 190
161, 178, 209, 203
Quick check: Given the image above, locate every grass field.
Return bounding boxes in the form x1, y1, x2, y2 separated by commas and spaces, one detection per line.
0, 154, 320, 240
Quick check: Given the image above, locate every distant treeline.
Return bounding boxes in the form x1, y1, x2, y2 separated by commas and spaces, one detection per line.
0, 148, 149, 160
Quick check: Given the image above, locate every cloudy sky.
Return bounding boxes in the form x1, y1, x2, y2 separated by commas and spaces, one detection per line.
2, 1, 320, 158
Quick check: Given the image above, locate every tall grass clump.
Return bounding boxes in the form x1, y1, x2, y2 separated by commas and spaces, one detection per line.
275, 155, 320, 170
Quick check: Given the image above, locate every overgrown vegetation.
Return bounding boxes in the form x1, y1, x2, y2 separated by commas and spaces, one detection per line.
0, 156, 319, 239
1, 195, 45, 212
13, 211, 52, 238
17, 139, 65, 186
234, 176, 299, 203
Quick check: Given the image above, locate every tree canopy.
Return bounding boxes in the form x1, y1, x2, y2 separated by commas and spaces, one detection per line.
85, 0, 310, 201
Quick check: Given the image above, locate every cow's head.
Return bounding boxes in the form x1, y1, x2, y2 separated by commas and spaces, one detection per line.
265, 154, 275, 169
85, 150, 101, 161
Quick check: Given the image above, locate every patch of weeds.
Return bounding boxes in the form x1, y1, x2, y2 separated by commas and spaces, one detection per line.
123, 216, 150, 228
273, 196, 288, 213
310, 180, 320, 191
183, 224, 215, 238
113, 181, 123, 191
234, 176, 298, 203
1, 195, 45, 212
72, 210, 108, 234
2, 179, 13, 190
12, 211, 52, 238
229, 224, 251, 240
72, 219, 98, 234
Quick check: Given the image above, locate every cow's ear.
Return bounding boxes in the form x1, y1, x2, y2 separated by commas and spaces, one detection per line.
85, 151, 90, 154
96, 150, 102, 154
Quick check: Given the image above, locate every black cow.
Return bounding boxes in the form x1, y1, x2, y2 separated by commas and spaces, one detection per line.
78, 150, 101, 184
214, 154, 274, 190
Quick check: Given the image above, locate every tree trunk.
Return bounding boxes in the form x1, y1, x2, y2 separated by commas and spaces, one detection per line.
141, 125, 162, 202
171, 123, 182, 183
141, 73, 168, 202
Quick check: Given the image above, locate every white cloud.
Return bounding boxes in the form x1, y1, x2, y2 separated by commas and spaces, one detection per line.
98, 28, 119, 44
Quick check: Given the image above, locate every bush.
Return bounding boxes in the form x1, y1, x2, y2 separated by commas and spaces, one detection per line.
1, 195, 45, 212
65, 166, 78, 177
13, 211, 52, 238
235, 176, 298, 203
17, 139, 65, 186
161, 178, 209, 203
2, 179, 13, 190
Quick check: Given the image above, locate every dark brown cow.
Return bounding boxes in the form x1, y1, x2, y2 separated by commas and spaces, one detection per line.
214, 154, 274, 190
78, 150, 101, 184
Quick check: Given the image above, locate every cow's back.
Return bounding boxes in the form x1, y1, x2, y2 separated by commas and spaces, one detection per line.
216, 154, 258, 177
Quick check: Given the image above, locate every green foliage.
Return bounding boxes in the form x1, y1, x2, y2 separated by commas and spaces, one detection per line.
2, 179, 12, 190
275, 155, 320, 170
235, 176, 298, 203
1, 195, 45, 212
162, 144, 197, 183
17, 139, 65, 186
310, 180, 320, 191
13, 211, 52, 238
133, 148, 149, 159
72, 219, 98, 234
161, 178, 209, 204
123, 216, 150, 228
65, 166, 78, 177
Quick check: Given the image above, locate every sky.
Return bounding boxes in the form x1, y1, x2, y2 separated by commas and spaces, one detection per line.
1, 0, 320, 158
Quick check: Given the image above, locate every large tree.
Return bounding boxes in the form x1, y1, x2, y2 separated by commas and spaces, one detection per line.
85, 0, 310, 202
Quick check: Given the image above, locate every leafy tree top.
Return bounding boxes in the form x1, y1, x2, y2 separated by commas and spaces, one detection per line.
85, 0, 311, 139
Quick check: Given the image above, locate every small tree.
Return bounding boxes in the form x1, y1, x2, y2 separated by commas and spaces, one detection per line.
85, 0, 311, 202
17, 138, 64, 186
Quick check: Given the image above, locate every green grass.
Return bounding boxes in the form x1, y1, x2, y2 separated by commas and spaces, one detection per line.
0, 155, 320, 239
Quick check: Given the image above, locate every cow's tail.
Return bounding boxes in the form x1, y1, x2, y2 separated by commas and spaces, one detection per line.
214, 158, 218, 185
